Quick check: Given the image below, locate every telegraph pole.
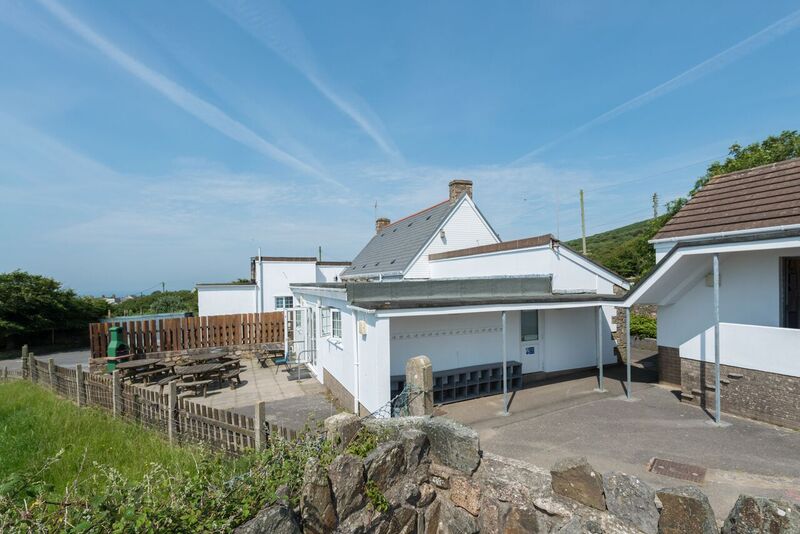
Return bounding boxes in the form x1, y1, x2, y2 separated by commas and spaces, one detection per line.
652, 193, 659, 219
161, 281, 165, 293
579, 189, 587, 254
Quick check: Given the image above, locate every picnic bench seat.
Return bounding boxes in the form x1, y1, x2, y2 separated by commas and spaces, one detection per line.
175, 379, 212, 397
157, 375, 178, 395
222, 368, 242, 389
139, 367, 169, 384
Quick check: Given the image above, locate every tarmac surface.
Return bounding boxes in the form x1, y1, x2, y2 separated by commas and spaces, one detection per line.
441, 350, 800, 518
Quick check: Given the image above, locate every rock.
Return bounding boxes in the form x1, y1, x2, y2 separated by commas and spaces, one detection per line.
300, 457, 337, 534
325, 413, 363, 450
365, 441, 405, 490
364, 416, 481, 474
400, 428, 430, 471
450, 475, 481, 516
480, 499, 542, 534
380, 506, 418, 534
656, 486, 718, 534
425, 498, 479, 534
328, 454, 368, 520
602, 471, 659, 534
550, 457, 606, 511
504, 505, 544, 533
384, 480, 421, 508
429, 462, 459, 490
556, 516, 604, 534
722, 494, 800, 533
418, 483, 436, 507
234, 505, 301, 534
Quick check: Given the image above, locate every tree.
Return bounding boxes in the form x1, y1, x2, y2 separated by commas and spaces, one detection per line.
690, 130, 800, 196
0, 271, 108, 348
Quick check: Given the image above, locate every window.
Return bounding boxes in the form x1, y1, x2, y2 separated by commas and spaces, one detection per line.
275, 296, 293, 309
331, 309, 342, 339
321, 307, 331, 336
782, 258, 800, 329
521, 310, 539, 341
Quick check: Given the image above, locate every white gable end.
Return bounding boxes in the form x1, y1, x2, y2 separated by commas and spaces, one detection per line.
404, 198, 500, 279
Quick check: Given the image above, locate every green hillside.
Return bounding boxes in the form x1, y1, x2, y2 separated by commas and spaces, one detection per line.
566, 218, 653, 259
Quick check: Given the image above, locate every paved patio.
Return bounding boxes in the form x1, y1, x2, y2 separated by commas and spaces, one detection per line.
166, 358, 340, 435
440, 351, 800, 518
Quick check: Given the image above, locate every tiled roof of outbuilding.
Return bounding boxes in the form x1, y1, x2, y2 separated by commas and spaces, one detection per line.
654, 158, 800, 240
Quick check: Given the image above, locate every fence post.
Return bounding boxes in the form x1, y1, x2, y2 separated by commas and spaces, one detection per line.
2, 366, 7, 382
168, 381, 177, 444
21, 344, 29, 378
48, 358, 55, 391
254, 401, 266, 450
76, 364, 84, 407
28, 352, 37, 383
406, 355, 434, 416
112, 371, 121, 417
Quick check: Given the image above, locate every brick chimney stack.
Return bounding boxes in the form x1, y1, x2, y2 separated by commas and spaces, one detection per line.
449, 179, 473, 204
375, 217, 391, 233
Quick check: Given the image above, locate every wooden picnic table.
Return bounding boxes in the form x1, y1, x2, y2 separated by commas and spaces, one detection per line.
115, 358, 167, 382
175, 362, 226, 381
183, 352, 230, 364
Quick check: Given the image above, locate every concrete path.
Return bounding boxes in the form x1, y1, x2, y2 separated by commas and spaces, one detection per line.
2, 350, 90, 371
442, 361, 800, 518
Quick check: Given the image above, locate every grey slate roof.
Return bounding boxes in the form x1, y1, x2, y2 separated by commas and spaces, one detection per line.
341, 199, 456, 278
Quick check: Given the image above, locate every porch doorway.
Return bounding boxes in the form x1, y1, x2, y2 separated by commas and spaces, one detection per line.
782, 258, 800, 329
520, 310, 543, 373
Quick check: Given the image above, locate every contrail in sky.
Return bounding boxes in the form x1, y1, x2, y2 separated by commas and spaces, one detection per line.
210, 0, 403, 162
513, 8, 800, 164
35, 0, 335, 183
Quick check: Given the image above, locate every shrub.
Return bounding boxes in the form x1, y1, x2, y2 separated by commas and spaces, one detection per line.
630, 313, 657, 339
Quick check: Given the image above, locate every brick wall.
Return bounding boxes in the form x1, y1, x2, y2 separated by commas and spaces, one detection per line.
680, 359, 800, 430
657, 345, 681, 385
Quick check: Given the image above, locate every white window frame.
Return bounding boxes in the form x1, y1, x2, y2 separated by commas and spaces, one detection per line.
275, 296, 294, 310
331, 309, 342, 339
321, 307, 331, 336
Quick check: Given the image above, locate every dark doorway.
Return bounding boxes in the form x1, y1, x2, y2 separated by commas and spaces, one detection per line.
782, 258, 800, 329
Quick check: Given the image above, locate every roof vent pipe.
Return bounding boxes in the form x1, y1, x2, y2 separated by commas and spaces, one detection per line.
449, 179, 473, 203
375, 217, 391, 233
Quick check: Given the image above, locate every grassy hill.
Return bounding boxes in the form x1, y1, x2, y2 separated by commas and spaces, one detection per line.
565, 216, 667, 281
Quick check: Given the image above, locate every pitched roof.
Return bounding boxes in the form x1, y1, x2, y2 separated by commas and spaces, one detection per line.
341, 199, 456, 278
654, 158, 800, 240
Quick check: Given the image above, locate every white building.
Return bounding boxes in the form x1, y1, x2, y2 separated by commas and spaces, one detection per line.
197, 257, 349, 316
624, 158, 800, 429
289, 180, 630, 415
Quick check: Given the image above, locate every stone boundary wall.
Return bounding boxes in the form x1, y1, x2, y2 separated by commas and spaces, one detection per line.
657, 345, 681, 386
681, 359, 800, 430
238, 413, 800, 533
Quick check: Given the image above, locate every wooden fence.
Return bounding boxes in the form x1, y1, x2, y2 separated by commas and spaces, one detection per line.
89, 312, 285, 359
12, 349, 279, 454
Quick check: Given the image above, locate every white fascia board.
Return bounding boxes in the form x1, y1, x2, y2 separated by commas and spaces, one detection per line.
428, 244, 551, 263
374, 299, 616, 318
196, 284, 256, 289
340, 270, 404, 281
557, 246, 630, 289
290, 286, 347, 301
401, 195, 501, 278
649, 223, 800, 245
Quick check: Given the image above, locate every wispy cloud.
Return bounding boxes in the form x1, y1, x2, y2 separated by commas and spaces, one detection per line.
210, 0, 402, 161
513, 7, 800, 163
34, 0, 334, 182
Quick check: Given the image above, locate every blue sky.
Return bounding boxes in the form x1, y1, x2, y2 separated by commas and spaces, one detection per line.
2, 1, 800, 295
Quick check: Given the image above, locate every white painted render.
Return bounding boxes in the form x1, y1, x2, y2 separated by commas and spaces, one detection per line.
404, 197, 500, 279
656, 248, 795, 348
428, 244, 625, 293
389, 308, 615, 377
199, 260, 346, 316
679, 322, 800, 377
197, 285, 256, 317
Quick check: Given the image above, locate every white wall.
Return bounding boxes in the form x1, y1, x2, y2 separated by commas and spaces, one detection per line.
259, 261, 318, 312
316, 265, 345, 283
197, 286, 256, 316
654, 241, 676, 263
658, 249, 787, 348
389, 307, 615, 378
680, 323, 800, 377
429, 245, 619, 293
404, 199, 499, 279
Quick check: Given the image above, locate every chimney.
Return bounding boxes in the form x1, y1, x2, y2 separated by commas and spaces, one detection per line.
375, 217, 391, 233
449, 179, 473, 203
